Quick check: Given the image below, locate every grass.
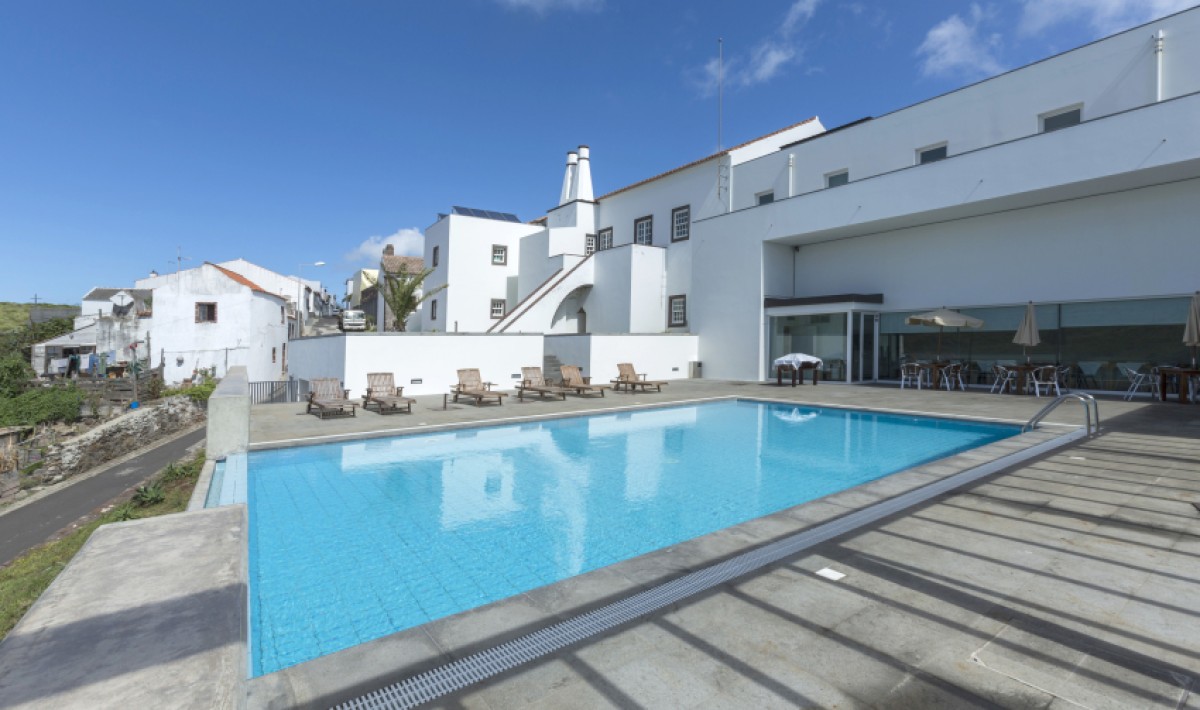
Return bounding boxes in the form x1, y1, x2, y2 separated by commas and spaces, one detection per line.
0, 451, 205, 639
0, 302, 77, 333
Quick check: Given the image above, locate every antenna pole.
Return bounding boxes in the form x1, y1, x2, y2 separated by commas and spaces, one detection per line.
718, 38, 724, 151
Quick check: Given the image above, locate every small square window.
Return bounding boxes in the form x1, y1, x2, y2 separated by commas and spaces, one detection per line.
1041, 106, 1082, 133
195, 302, 217, 323
491, 245, 508, 265
634, 216, 653, 245
431, 299, 438, 321
668, 295, 687, 327
756, 191, 775, 206
432, 245, 440, 267
917, 143, 948, 165
598, 227, 613, 250
490, 299, 506, 319
671, 206, 690, 242
585, 234, 596, 256
825, 170, 849, 188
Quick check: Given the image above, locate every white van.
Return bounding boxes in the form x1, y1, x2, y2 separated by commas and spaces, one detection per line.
339, 309, 367, 332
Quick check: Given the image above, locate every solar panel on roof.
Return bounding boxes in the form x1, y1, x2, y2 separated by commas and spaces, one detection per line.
451, 206, 520, 222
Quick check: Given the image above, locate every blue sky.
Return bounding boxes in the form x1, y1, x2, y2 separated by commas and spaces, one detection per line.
1, 0, 1194, 303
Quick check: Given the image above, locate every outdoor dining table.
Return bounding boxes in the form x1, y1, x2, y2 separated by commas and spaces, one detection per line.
776, 362, 819, 386
919, 362, 950, 389
1008, 363, 1051, 395
1158, 367, 1200, 403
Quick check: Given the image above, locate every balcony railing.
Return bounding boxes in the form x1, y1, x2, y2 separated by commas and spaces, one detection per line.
249, 378, 310, 404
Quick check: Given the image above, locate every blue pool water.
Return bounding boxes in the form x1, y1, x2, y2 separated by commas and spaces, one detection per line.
241, 400, 1017, 676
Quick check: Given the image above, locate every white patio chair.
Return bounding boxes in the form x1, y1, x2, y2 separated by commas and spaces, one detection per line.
900, 362, 927, 390
942, 362, 966, 392
990, 365, 1016, 394
1123, 367, 1151, 401
1029, 366, 1061, 398
1147, 367, 1162, 398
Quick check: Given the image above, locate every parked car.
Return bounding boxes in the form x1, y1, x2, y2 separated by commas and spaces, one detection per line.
339, 309, 366, 332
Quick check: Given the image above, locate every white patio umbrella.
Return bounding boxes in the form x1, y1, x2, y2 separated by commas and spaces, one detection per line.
1184, 291, 1200, 366
906, 307, 984, 361
1013, 301, 1041, 363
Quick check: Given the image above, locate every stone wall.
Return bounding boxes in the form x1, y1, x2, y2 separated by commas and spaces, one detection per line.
36, 396, 205, 486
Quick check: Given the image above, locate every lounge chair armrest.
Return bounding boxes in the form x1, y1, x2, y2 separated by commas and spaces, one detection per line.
582, 376, 592, 384
343, 388, 351, 398
638, 373, 648, 380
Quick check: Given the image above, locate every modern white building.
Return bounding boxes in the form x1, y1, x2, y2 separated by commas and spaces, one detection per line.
409, 7, 1200, 394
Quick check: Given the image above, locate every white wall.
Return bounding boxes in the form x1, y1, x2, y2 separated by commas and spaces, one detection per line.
291, 333, 545, 398
544, 334, 699, 384
628, 246, 667, 333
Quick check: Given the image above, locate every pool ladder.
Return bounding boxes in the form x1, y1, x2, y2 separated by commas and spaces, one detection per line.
1023, 392, 1100, 437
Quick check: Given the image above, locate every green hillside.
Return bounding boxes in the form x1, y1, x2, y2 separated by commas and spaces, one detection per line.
0, 302, 78, 333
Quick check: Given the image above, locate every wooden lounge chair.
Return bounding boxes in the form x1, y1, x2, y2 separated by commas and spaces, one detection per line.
560, 364, 609, 397
362, 372, 415, 414
516, 366, 568, 401
306, 377, 357, 419
452, 368, 506, 406
611, 363, 669, 393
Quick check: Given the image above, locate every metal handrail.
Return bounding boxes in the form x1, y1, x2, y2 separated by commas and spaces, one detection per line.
1022, 392, 1100, 436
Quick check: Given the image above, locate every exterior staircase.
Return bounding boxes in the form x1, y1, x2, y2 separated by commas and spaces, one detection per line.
488, 255, 594, 333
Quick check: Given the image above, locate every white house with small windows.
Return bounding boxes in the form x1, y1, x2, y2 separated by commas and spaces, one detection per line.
397, 7, 1200, 394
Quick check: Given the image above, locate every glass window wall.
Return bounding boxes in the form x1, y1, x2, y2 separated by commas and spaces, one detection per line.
769, 313, 848, 381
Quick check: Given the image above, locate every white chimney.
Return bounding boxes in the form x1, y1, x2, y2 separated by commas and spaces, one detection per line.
560, 151, 578, 206
573, 145, 593, 202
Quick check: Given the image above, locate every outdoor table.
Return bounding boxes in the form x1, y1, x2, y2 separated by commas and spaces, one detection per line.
1009, 363, 1051, 395
1158, 367, 1200, 403
919, 362, 950, 389
776, 363, 818, 387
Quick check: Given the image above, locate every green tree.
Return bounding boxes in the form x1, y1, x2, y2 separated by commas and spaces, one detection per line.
365, 266, 446, 332
0, 355, 32, 398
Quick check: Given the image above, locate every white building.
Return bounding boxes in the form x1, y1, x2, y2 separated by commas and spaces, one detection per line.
409, 7, 1200, 394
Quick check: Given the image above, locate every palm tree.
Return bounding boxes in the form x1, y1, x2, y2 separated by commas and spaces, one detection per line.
365, 265, 446, 332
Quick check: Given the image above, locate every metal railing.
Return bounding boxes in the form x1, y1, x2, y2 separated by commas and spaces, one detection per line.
249, 378, 310, 405
1023, 392, 1100, 436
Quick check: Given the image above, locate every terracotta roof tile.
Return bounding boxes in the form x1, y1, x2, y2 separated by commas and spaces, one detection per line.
209, 263, 283, 299
381, 254, 425, 274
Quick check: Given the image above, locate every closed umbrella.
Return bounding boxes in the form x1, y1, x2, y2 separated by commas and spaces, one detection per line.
1013, 301, 1041, 363
1184, 292, 1200, 367
906, 307, 984, 361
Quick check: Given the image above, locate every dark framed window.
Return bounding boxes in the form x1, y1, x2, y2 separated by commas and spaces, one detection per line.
490, 299, 506, 319
1041, 106, 1082, 132
272, 347, 276, 363
917, 143, 948, 164
671, 206, 690, 242
195, 302, 217, 323
585, 234, 596, 255
668, 295, 687, 327
491, 245, 507, 265
634, 216, 653, 245
431, 299, 437, 321
432, 245, 440, 267
825, 170, 849, 188
756, 191, 774, 206
598, 227, 613, 250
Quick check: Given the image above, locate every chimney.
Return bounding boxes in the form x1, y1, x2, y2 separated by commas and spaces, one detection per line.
559, 151, 578, 206
383, 244, 395, 256
573, 145, 593, 202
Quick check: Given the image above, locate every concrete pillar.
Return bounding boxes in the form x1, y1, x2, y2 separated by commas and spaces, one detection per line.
206, 366, 250, 460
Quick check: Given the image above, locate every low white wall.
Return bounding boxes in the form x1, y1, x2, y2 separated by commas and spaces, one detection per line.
207, 366, 249, 461
285, 335, 346, 385
546, 334, 699, 384
327, 333, 544, 397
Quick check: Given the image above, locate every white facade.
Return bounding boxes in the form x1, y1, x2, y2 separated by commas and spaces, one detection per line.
148, 263, 289, 383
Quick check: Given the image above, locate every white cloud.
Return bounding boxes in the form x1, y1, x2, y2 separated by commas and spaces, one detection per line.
494, 0, 603, 13
1019, 0, 1197, 37
689, 0, 820, 96
917, 4, 1004, 79
344, 228, 424, 265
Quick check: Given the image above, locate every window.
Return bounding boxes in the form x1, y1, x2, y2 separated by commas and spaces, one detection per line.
671, 206, 690, 242
272, 347, 276, 363
634, 216, 653, 245
490, 299, 506, 319
1041, 105, 1082, 133
585, 234, 596, 256
431, 299, 437, 321
668, 295, 687, 327
280, 306, 284, 324
491, 245, 507, 265
195, 302, 217, 323
917, 143, 948, 164
598, 227, 613, 250
432, 245, 440, 267
825, 170, 849, 188
756, 191, 775, 205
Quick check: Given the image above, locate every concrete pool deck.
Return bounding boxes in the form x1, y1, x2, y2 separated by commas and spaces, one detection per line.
2, 382, 1198, 708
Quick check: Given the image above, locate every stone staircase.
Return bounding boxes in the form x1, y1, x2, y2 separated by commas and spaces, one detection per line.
543, 353, 565, 383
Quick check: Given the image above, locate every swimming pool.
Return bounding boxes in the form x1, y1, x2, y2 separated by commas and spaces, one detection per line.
230, 399, 1018, 676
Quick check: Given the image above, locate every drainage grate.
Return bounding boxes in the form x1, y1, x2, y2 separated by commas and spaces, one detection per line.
334, 429, 1082, 710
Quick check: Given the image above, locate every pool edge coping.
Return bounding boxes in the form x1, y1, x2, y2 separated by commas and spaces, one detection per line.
239, 404, 1082, 709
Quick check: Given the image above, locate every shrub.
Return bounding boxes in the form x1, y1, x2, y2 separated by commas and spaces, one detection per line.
0, 355, 32, 399
144, 375, 164, 401
0, 386, 84, 427
132, 482, 165, 507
